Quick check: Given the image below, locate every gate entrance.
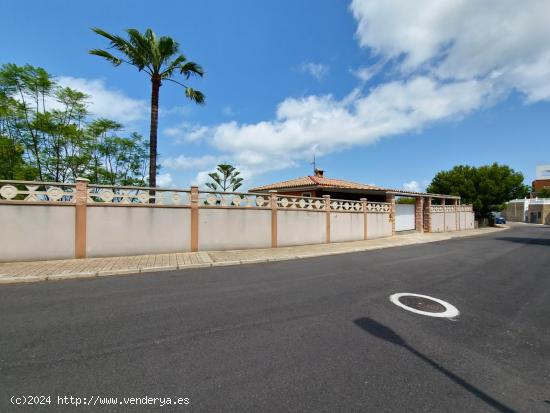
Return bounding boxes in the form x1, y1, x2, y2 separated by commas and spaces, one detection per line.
396, 203, 415, 231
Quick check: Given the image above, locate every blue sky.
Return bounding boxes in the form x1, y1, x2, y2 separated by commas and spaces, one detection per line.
2, 0, 549, 190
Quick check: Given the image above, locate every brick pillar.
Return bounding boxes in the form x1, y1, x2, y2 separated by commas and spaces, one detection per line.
453, 198, 458, 230
442, 198, 446, 232
361, 198, 368, 240
415, 197, 424, 233
74, 177, 89, 258
270, 191, 278, 248
386, 194, 396, 235
423, 197, 432, 233
323, 195, 331, 243
190, 186, 199, 252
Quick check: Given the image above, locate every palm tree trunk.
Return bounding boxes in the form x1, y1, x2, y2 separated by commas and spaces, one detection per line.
149, 75, 161, 200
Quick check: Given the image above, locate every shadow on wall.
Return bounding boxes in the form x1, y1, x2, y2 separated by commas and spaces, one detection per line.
353, 317, 517, 413
495, 237, 550, 247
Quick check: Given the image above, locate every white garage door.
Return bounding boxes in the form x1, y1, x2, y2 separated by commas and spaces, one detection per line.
396, 204, 415, 231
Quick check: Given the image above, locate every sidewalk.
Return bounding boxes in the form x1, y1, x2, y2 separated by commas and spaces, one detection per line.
0, 226, 507, 284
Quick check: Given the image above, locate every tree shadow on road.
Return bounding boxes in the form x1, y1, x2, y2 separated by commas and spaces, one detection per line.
495, 237, 550, 246
353, 317, 517, 413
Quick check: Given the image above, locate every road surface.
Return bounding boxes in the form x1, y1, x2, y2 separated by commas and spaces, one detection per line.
1, 224, 549, 412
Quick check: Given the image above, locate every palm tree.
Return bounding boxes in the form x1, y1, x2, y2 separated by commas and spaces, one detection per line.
206, 164, 244, 192
89, 28, 204, 188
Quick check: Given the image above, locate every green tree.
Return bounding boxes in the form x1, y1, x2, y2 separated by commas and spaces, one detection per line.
396, 197, 416, 204
537, 187, 550, 198
89, 28, 204, 188
0, 63, 149, 186
0, 64, 91, 182
427, 163, 529, 218
0, 136, 37, 180
96, 132, 149, 186
206, 164, 244, 192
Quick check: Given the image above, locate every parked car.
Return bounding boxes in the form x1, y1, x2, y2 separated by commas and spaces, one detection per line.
489, 211, 506, 225
495, 216, 506, 224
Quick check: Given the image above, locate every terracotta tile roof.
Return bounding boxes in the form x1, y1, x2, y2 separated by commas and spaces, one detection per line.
249, 175, 460, 199
250, 175, 385, 192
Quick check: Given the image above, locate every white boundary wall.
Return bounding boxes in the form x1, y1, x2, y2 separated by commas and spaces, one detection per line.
367, 214, 392, 239
431, 208, 474, 233
87, 207, 191, 257
278, 210, 327, 247
199, 208, 271, 251
0, 180, 474, 261
330, 212, 364, 243
0, 204, 75, 261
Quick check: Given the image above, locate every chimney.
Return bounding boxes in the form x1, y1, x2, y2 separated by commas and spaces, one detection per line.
314, 168, 324, 177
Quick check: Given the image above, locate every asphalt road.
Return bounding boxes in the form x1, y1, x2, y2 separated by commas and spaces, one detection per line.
1, 224, 549, 412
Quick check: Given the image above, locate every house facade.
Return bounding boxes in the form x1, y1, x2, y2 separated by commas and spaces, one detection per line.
532, 164, 550, 194
503, 198, 550, 224
250, 169, 460, 204
250, 169, 467, 233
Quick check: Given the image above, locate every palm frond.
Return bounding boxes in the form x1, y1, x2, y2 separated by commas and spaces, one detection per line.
91, 28, 149, 72
125, 28, 153, 72
91, 27, 119, 43
161, 55, 187, 79
91, 27, 205, 112
158, 36, 180, 59
185, 87, 205, 104
91, 28, 131, 54
89, 49, 123, 66
180, 61, 204, 78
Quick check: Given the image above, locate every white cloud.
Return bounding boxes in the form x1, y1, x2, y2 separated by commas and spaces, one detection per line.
162, 1, 550, 185
164, 122, 211, 143
159, 105, 192, 117
157, 173, 174, 187
163, 154, 219, 171
192, 170, 213, 187
350, 0, 550, 102
402, 179, 432, 193
351, 66, 377, 83
351, 61, 386, 83
203, 76, 489, 177
57, 77, 148, 123
299, 61, 329, 80
403, 180, 420, 192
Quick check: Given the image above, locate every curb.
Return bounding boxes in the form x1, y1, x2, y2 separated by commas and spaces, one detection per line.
0, 227, 507, 285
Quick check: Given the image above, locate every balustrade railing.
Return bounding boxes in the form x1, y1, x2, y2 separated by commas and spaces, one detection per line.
198, 191, 269, 208
0, 180, 76, 203
88, 184, 191, 206
1, 179, 469, 214
329, 198, 363, 212
365, 201, 391, 213
431, 204, 473, 212
276, 195, 326, 210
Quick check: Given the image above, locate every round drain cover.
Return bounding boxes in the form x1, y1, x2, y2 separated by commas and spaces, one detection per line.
389, 293, 460, 318
397, 295, 446, 313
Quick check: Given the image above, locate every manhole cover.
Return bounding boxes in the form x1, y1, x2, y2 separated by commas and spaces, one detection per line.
389, 293, 460, 318
397, 295, 446, 313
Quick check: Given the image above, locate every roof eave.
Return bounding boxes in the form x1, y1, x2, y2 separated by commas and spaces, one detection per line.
250, 185, 319, 193
385, 190, 460, 199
